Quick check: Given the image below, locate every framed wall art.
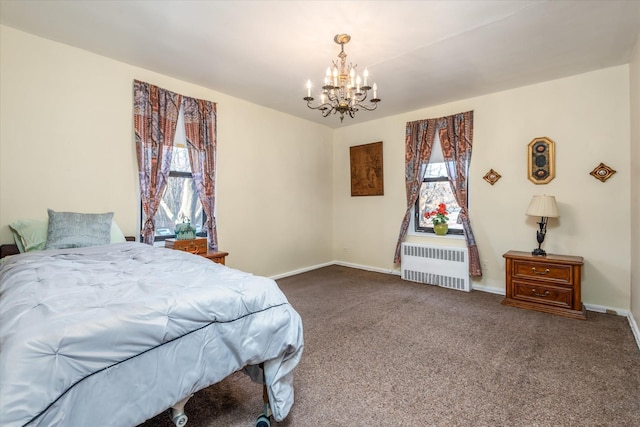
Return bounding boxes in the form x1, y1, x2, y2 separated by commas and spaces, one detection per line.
527, 136, 555, 184
350, 141, 384, 196
590, 162, 616, 182
483, 169, 502, 185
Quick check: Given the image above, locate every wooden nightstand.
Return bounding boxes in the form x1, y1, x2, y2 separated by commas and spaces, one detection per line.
200, 249, 229, 265
502, 250, 586, 320
164, 239, 228, 265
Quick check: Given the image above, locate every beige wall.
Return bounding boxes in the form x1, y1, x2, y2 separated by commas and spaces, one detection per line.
334, 66, 632, 313
0, 25, 635, 316
630, 33, 640, 336
0, 26, 334, 277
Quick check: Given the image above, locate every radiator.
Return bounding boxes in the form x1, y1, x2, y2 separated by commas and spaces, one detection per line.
401, 243, 470, 292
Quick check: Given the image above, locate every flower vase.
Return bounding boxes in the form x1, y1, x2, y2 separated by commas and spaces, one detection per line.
434, 223, 448, 236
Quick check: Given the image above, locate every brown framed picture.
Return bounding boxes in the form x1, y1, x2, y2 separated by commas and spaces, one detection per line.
350, 141, 384, 196
527, 136, 555, 184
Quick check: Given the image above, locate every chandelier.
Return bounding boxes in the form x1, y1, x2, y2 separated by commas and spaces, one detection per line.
304, 34, 380, 122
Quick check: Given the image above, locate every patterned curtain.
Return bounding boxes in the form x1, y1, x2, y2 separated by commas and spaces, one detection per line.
393, 118, 436, 263
133, 80, 182, 245
183, 96, 218, 250
439, 111, 482, 277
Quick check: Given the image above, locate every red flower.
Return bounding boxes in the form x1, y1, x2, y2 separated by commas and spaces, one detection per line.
424, 203, 449, 225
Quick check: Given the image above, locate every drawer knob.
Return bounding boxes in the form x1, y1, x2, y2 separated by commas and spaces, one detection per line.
532, 267, 550, 275
531, 288, 550, 297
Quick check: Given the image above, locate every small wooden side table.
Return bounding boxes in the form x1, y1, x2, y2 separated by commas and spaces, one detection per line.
502, 250, 586, 320
200, 249, 229, 265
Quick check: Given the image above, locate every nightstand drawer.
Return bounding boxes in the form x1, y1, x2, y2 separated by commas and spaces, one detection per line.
513, 280, 572, 308
512, 259, 573, 285
165, 238, 207, 254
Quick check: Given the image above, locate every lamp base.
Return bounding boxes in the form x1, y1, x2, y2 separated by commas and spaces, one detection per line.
531, 248, 547, 256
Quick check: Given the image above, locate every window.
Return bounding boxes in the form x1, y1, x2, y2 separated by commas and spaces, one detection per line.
142, 107, 205, 241
414, 134, 463, 235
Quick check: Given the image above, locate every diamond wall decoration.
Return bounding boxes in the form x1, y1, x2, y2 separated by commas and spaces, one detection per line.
483, 169, 502, 185
589, 163, 616, 183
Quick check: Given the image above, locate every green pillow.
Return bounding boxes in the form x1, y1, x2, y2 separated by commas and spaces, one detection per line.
45, 209, 115, 250
9, 218, 48, 252
110, 221, 127, 243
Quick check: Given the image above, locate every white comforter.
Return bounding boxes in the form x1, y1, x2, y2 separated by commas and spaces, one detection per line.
0, 242, 303, 426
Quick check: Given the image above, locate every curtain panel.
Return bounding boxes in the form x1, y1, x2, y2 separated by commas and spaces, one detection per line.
439, 111, 482, 277
393, 119, 436, 263
183, 96, 219, 250
133, 80, 182, 245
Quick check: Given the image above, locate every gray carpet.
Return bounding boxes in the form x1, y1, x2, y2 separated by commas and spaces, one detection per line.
140, 265, 640, 426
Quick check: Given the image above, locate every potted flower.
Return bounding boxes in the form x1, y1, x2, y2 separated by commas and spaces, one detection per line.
424, 203, 449, 235
175, 215, 196, 240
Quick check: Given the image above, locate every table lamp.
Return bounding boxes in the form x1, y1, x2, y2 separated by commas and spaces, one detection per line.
526, 195, 559, 256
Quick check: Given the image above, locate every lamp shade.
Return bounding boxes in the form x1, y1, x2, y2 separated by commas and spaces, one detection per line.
526, 195, 559, 217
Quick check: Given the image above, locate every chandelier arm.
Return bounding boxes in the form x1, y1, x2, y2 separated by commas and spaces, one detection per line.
349, 92, 369, 107
306, 100, 336, 111
357, 103, 379, 112
325, 91, 339, 103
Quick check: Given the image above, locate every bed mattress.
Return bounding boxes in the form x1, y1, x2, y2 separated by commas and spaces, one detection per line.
0, 242, 303, 426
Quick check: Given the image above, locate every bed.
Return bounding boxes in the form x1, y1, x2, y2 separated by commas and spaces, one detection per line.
0, 241, 304, 427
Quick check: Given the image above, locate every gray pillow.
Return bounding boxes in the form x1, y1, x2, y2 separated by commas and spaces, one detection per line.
45, 209, 114, 249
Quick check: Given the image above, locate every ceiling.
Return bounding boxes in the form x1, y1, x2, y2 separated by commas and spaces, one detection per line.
1, 1, 639, 129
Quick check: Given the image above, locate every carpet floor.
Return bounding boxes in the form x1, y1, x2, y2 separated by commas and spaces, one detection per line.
140, 265, 640, 427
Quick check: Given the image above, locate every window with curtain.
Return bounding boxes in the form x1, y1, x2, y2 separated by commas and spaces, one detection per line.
414, 134, 463, 235
141, 106, 205, 241
394, 111, 481, 277
134, 80, 218, 249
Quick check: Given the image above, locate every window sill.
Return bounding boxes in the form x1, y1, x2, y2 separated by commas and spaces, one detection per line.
407, 229, 465, 240
433, 233, 465, 240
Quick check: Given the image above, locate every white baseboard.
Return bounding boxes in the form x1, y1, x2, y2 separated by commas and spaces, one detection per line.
270, 260, 640, 352
269, 261, 335, 280
334, 260, 400, 276
470, 284, 505, 295
270, 260, 400, 280
583, 303, 629, 316
628, 312, 640, 351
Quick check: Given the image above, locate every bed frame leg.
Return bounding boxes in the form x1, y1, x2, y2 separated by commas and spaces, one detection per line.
170, 394, 193, 427
262, 381, 272, 418
255, 363, 272, 427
